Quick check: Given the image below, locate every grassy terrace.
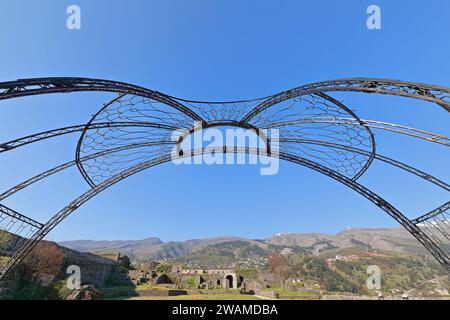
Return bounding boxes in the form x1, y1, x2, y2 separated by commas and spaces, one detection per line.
104, 284, 324, 300
126, 294, 263, 300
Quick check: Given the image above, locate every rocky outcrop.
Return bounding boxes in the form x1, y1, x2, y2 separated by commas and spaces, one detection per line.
66, 285, 104, 300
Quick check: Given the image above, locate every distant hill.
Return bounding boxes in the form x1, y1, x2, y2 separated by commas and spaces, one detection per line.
266, 228, 430, 256
59, 227, 429, 262
60, 236, 242, 261
59, 237, 163, 253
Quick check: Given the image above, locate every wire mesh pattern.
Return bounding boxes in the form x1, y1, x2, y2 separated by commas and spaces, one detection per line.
0, 76, 449, 280
0, 206, 42, 272
80, 142, 174, 185
250, 94, 373, 179
78, 93, 374, 184
93, 95, 194, 129
182, 99, 266, 123
77, 94, 185, 185
416, 205, 450, 260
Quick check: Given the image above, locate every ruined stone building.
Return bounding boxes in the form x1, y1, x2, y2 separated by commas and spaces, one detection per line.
170, 265, 245, 289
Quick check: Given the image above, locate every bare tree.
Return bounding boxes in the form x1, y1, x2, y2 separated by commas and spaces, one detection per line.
266, 253, 293, 291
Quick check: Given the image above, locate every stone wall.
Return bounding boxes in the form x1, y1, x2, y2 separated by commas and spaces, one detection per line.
0, 240, 132, 299
61, 247, 120, 286
130, 289, 187, 297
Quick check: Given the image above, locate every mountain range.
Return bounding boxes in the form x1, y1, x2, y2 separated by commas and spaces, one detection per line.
60, 236, 243, 261
59, 227, 431, 263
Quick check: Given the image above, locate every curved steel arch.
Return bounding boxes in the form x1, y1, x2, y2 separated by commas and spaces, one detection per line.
278, 138, 449, 192
2, 117, 446, 155
265, 118, 450, 147
0, 121, 179, 153
241, 77, 450, 123
0, 77, 204, 122
0, 76, 449, 281
0, 140, 176, 202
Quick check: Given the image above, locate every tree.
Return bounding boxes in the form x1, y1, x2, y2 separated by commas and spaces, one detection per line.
155, 263, 172, 274
186, 276, 196, 288
120, 255, 132, 270
266, 253, 294, 291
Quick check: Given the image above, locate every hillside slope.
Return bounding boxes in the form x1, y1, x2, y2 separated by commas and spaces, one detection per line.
266, 228, 429, 256
59, 228, 429, 262
60, 236, 243, 261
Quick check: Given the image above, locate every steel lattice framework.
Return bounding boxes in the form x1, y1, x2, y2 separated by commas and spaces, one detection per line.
0, 77, 449, 281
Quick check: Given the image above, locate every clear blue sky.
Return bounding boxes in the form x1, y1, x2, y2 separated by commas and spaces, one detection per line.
0, 0, 449, 242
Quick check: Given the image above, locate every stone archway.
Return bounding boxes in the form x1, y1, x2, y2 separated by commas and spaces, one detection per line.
156, 274, 173, 285
225, 275, 234, 289
238, 276, 244, 288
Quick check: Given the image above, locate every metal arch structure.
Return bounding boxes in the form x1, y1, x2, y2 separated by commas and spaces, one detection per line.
0, 77, 449, 281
